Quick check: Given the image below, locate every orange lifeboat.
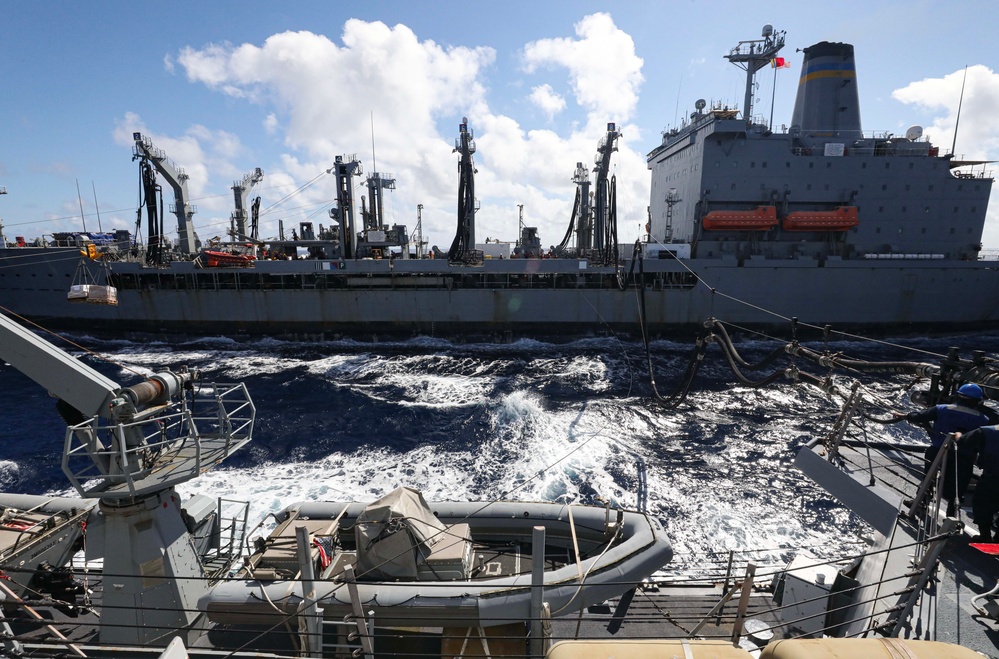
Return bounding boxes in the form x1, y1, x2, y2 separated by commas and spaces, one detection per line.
200, 249, 257, 268
783, 206, 859, 231
701, 206, 778, 231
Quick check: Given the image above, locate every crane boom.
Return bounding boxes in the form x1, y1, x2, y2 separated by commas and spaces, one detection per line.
0, 312, 191, 427
0, 313, 118, 418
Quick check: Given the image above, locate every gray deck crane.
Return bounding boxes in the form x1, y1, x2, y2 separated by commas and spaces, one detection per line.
230, 167, 264, 242
132, 132, 198, 255
593, 122, 620, 263
0, 311, 255, 646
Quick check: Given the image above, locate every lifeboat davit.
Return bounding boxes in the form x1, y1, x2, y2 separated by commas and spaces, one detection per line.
783, 206, 859, 231
701, 206, 777, 231
200, 249, 256, 268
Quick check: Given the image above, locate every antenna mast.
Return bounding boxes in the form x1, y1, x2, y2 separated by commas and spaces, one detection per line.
76, 179, 87, 233
92, 181, 104, 232
951, 65, 969, 156
726, 24, 785, 124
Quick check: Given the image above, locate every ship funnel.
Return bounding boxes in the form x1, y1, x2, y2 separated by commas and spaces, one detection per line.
791, 42, 862, 139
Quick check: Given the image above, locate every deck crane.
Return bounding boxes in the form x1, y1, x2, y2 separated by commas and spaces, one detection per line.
230, 167, 264, 242
132, 132, 198, 256
555, 161, 592, 255
0, 311, 255, 646
593, 122, 620, 264
328, 154, 363, 259
448, 118, 477, 263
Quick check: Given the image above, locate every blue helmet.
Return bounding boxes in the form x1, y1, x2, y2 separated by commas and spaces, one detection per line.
957, 383, 984, 400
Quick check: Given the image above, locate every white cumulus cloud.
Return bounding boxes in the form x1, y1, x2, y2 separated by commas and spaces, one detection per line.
522, 12, 644, 123
529, 84, 567, 120
137, 14, 651, 248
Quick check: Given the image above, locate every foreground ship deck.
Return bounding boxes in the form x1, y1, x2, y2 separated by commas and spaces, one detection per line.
0, 438, 997, 658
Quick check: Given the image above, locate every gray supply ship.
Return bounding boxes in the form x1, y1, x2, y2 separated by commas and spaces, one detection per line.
0, 26, 995, 340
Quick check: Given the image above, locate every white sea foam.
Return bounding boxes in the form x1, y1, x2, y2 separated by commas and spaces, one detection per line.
30, 337, 925, 579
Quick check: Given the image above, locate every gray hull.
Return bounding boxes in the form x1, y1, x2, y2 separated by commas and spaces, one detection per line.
2, 248, 998, 339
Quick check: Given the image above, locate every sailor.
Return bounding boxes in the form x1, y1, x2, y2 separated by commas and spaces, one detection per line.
953, 424, 999, 542
894, 383, 996, 517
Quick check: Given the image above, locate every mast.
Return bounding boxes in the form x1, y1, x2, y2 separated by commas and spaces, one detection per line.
593, 122, 620, 263
951, 65, 969, 156
328, 155, 363, 259
725, 25, 785, 125
415, 203, 425, 258
448, 117, 477, 263
132, 133, 198, 255
365, 172, 396, 230
231, 168, 264, 242
1, 186, 9, 247
574, 162, 592, 250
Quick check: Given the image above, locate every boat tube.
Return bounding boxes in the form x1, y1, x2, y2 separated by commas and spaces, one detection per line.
201, 498, 672, 628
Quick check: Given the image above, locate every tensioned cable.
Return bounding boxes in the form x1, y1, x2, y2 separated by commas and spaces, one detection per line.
0, 304, 146, 378
644, 235, 959, 360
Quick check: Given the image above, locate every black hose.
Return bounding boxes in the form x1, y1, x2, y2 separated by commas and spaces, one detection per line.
635, 250, 708, 408
708, 319, 786, 371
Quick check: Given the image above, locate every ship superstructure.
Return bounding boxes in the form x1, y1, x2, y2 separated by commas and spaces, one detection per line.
647, 28, 991, 264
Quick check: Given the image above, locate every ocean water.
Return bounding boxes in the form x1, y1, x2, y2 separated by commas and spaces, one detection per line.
2, 330, 997, 574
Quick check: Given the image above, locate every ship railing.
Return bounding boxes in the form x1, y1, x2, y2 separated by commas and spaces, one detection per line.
62, 408, 201, 498
134, 137, 187, 177
168, 202, 198, 215
675, 529, 953, 644
133, 141, 165, 161
200, 498, 251, 583
62, 382, 255, 499
661, 540, 864, 588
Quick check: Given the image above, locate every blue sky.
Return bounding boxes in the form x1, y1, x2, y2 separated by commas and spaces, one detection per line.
3, 1, 999, 247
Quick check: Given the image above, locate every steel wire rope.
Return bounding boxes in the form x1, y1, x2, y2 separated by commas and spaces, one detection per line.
0, 322, 643, 654
644, 235, 959, 361
0, 304, 146, 379
0, 248, 100, 270
213, 398, 647, 659
1, 269, 969, 652
0, 268, 652, 656
200, 351, 670, 657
